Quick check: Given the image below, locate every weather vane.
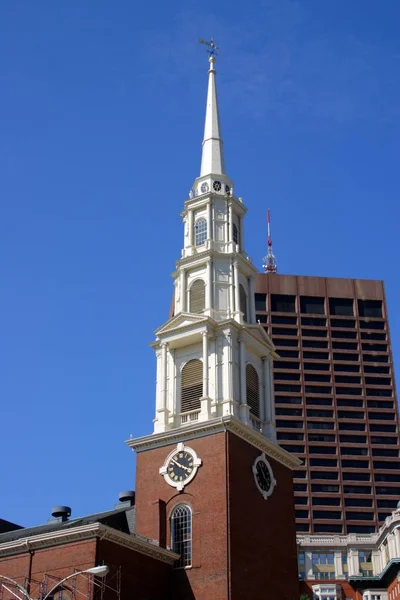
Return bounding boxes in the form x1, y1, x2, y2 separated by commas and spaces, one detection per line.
199, 38, 219, 57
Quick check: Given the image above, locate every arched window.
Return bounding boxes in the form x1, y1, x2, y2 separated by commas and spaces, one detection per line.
195, 218, 207, 246
181, 359, 203, 413
171, 504, 192, 568
246, 364, 260, 418
239, 284, 248, 322
189, 280, 205, 314
233, 223, 239, 246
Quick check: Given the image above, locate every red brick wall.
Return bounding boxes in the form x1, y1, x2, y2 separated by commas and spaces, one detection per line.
0, 539, 97, 600
227, 432, 299, 600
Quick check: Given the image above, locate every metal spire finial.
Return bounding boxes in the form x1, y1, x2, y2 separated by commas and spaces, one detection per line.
199, 38, 219, 57
262, 209, 278, 274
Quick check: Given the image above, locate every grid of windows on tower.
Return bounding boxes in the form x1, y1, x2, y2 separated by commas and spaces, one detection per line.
255, 283, 399, 535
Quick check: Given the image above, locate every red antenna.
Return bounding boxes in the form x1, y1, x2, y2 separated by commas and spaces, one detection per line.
262, 209, 277, 273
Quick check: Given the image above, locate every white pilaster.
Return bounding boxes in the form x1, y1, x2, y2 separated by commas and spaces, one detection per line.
249, 276, 255, 323
395, 528, 400, 557
154, 342, 170, 433
305, 551, 313, 578
207, 201, 212, 243
388, 533, 397, 559
334, 551, 344, 579
207, 260, 213, 311
180, 269, 186, 312
239, 337, 249, 423
234, 261, 240, 319
372, 550, 382, 575
188, 209, 194, 247
348, 549, 360, 576
228, 202, 233, 249
200, 332, 211, 420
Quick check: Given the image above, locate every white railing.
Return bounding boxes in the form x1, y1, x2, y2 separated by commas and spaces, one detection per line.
249, 414, 263, 433
180, 410, 200, 425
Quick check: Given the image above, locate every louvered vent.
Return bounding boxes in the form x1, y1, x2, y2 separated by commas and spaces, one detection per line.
239, 284, 248, 322
181, 359, 203, 413
189, 280, 205, 314
246, 364, 260, 418
233, 223, 239, 245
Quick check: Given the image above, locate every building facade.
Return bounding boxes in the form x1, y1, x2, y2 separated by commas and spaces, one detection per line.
255, 274, 400, 537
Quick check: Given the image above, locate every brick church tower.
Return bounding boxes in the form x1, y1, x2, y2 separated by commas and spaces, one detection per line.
127, 51, 300, 600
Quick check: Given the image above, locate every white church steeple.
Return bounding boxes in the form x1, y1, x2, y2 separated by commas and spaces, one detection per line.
151, 53, 278, 441
200, 56, 225, 177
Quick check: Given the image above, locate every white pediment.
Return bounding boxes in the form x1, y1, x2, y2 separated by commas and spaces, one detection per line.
245, 324, 278, 356
155, 312, 209, 337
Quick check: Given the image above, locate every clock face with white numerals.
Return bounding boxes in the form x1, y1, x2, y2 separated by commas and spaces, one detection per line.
159, 443, 202, 491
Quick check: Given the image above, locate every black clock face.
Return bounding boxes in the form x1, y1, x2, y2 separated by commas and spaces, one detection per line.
213, 180, 222, 191
256, 460, 272, 492
167, 450, 195, 483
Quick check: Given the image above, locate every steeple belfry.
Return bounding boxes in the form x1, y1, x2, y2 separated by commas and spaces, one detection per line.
200, 56, 225, 177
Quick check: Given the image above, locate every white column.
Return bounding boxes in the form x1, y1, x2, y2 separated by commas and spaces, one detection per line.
229, 260, 235, 318
388, 533, 397, 559
239, 337, 249, 424
154, 342, 170, 433
180, 269, 186, 312
305, 551, 313, 578
348, 549, 360, 576
372, 550, 382, 575
234, 261, 240, 319
248, 276, 255, 323
228, 202, 233, 250
261, 357, 268, 422
188, 209, 194, 247
207, 201, 212, 243
161, 343, 168, 409
239, 217, 244, 252
334, 551, 344, 579
202, 332, 209, 398
394, 529, 400, 557
207, 260, 213, 311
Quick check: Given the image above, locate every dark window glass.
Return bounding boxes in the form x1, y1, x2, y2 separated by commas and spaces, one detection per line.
377, 499, 398, 508
338, 422, 365, 431
303, 340, 328, 349
277, 432, 304, 441
335, 375, 361, 384
336, 387, 362, 396
339, 435, 366, 443
274, 361, 300, 370
345, 512, 374, 521
303, 351, 329, 360
332, 341, 358, 350
273, 338, 298, 347
343, 472, 370, 481
306, 397, 332, 406
275, 384, 301, 393
337, 399, 363, 408
331, 330, 357, 339
272, 327, 298, 336
305, 386, 332, 394
311, 484, 339, 492
329, 298, 354, 316
255, 293, 267, 311
296, 523, 310, 532
367, 400, 393, 408
275, 407, 303, 416
276, 420, 303, 429
342, 459, 369, 468
271, 315, 297, 325
275, 372, 301, 381
333, 352, 359, 361
293, 483, 307, 491
306, 409, 333, 418
343, 485, 371, 494
281, 445, 305, 454
302, 329, 328, 338
372, 448, 399, 457
314, 524, 343, 533
295, 510, 309, 519
300, 296, 325, 314
375, 473, 400, 482
310, 470, 338, 478
362, 343, 388, 352
361, 332, 386, 341
312, 496, 340, 505
368, 412, 395, 421
364, 365, 390, 374
334, 364, 360, 373
366, 388, 392, 397
347, 525, 375, 534
277, 349, 299, 358
295, 496, 308, 505
371, 436, 398, 445
257, 314, 268, 323
341, 447, 368, 456
305, 374, 331, 383
370, 423, 396, 432
337, 410, 364, 419
308, 421, 335, 430
363, 354, 388, 363
275, 396, 302, 405
309, 446, 336, 455
301, 317, 326, 327
366, 376, 391, 386
376, 486, 400, 495
294, 471, 307, 479
310, 459, 337, 468
313, 510, 341, 519
358, 300, 383, 318
309, 434, 336, 443
330, 319, 356, 328
304, 362, 330, 371
345, 498, 373, 507
271, 294, 296, 313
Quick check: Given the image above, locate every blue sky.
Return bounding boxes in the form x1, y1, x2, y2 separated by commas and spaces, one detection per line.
1, 0, 399, 526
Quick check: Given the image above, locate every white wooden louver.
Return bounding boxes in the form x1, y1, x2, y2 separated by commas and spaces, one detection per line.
246, 364, 260, 418
189, 280, 206, 314
181, 359, 203, 413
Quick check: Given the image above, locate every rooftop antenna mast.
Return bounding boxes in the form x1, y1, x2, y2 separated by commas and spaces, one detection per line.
199, 37, 219, 56
262, 209, 277, 274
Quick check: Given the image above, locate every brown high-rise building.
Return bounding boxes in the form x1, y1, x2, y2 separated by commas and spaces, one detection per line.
255, 273, 399, 536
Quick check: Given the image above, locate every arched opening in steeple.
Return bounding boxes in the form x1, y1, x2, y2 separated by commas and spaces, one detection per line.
171, 504, 192, 568
195, 218, 207, 246
189, 280, 206, 314
181, 359, 203, 413
246, 364, 260, 419
239, 284, 248, 322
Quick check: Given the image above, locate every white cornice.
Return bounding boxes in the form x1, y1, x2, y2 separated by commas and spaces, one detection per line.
126, 415, 301, 470
0, 523, 179, 565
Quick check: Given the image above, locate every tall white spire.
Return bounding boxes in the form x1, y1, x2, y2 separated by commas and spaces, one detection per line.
200, 55, 225, 177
